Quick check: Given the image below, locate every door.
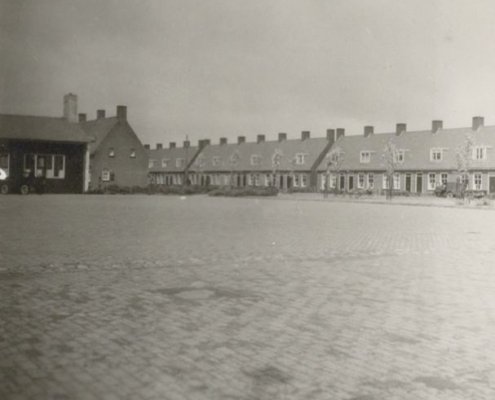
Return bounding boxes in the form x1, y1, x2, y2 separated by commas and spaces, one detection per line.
287, 176, 293, 189
490, 176, 495, 193
405, 174, 411, 192
339, 175, 345, 190
348, 176, 354, 190
416, 173, 423, 193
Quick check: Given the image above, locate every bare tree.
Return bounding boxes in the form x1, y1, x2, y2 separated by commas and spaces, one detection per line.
455, 131, 474, 198
382, 138, 399, 200
324, 146, 344, 196
271, 148, 283, 187
229, 150, 240, 188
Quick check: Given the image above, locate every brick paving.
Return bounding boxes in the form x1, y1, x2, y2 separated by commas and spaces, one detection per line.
1, 195, 495, 399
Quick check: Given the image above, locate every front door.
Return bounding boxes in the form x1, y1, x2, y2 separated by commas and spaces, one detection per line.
405, 174, 411, 192
490, 176, 495, 193
340, 175, 345, 190
348, 176, 354, 190
416, 174, 423, 193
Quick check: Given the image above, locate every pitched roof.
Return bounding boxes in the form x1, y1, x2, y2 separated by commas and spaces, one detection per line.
147, 146, 200, 173
188, 137, 332, 173
0, 114, 91, 143
79, 117, 119, 153
317, 125, 495, 172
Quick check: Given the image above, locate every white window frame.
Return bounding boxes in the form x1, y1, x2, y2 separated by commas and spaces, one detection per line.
301, 174, 307, 187
295, 153, 306, 165
393, 173, 400, 190
382, 174, 390, 190
161, 158, 169, 168
367, 173, 374, 189
25, 154, 66, 180
101, 169, 111, 182
360, 151, 371, 164
430, 148, 442, 162
395, 150, 405, 164
357, 173, 365, 189
473, 173, 482, 190
212, 156, 221, 166
148, 159, 157, 169
473, 146, 487, 161
441, 173, 448, 185
130, 149, 136, 158
428, 173, 436, 190
293, 174, 299, 187
330, 174, 337, 189
108, 148, 115, 158
250, 154, 261, 166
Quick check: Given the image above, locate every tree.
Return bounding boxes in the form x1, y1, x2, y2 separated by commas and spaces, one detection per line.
229, 150, 240, 188
455, 132, 474, 198
271, 148, 283, 187
382, 138, 400, 200
324, 146, 344, 195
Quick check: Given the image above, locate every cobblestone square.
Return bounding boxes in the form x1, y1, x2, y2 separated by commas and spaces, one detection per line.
1, 195, 495, 399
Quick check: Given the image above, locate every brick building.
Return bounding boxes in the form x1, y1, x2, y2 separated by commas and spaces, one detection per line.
317, 117, 495, 195
79, 101, 148, 190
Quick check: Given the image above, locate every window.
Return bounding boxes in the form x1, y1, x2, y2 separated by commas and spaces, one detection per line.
250, 155, 261, 166
367, 173, 374, 189
212, 156, 221, 166
301, 174, 307, 187
23, 154, 65, 179
148, 159, 157, 168
394, 150, 405, 163
428, 173, 436, 190
382, 175, 390, 189
393, 173, 400, 190
430, 148, 442, 162
176, 158, 185, 168
101, 169, 111, 182
473, 146, 487, 161
295, 153, 306, 165
161, 158, 169, 168
108, 148, 115, 158
360, 151, 371, 163
473, 173, 482, 190
0, 152, 9, 178
130, 149, 136, 158
293, 174, 299, 187
441, 173, 448, 185
358, 173, 365, 189
330, 174, 337, 189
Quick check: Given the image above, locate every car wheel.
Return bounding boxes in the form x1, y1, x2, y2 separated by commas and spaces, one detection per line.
20, 184, 29, 195
0, 183, 8, 194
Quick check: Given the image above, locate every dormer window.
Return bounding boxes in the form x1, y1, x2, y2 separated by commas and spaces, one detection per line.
295, 153, 306, 165
473, 146, 487, 161
430, 148, 443, 162
161, 158, 169, 167
130, 149, 136, 158
251, 155, 261, 166
394, 149, 405, 163
212, 156, 220, 166
360, 151, 371, 163
108, 148, 115, 158
148, 159, 157, 168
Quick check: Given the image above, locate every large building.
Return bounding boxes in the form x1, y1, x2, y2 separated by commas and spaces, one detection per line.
79, 100, 148, 190
317, 117, 495, 195
0, 102, 91, 194
183, 131, 336, 190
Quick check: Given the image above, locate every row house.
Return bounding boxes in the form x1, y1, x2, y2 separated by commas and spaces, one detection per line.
147, 140, 203, 186
185, 130, 336, 190
317, 117, 495, 194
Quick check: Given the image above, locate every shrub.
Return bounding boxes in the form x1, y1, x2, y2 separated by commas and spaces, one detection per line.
208, 186, 278, 197
287, 186, 316, 193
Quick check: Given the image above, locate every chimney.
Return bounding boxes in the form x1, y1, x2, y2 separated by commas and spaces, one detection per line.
183, 140, 190, 148
169, 142, 176, 149
326, 129, 335, 142
364, 126, 374, 137
432, 120, 443, 133
144, 144, 150, 150
97, 109, 106, 119
116, 105, 127, 121
220, 137, 227, 145
237, 136, 246, 144
336, 128, 345, 140
278, 132, 287, 142
199, 139, 210, 149
301, 131, 310, 141
78, 113, 87, 123
156, 143, 163, 150
63, 93, 78, 123
257, 134, 265, 143
472, 116, 484, 130
396, 123, 407, 136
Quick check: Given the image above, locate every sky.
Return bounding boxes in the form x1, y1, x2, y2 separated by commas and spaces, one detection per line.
2, 0, 495, 147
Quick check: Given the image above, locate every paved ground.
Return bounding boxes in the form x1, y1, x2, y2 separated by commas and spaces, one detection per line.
1, 194, 495, 400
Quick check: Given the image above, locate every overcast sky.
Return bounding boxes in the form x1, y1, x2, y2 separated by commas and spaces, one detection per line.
2, 0, 495, 146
